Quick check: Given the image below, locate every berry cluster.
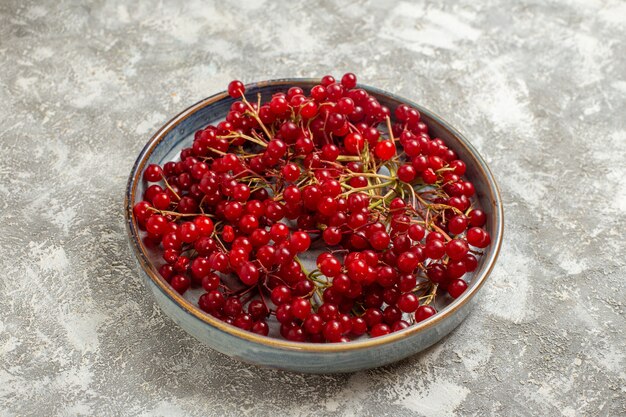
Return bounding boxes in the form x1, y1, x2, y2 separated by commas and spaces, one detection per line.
133, 73, 491, 342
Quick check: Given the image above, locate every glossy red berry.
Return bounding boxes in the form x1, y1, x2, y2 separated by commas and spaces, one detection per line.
397, 293, 419, 313
344, 133, 365, 155
271, 285, 292, 305
341, 72, 357, 89
415, 305, 436, 322
228, 80, 245, 98
171, 274, 191, 294
374, 140, 395, 160
290, 231, 311, 253
370, 323, 391, 337
448, 279, 468, 298
143, 164, 163, 182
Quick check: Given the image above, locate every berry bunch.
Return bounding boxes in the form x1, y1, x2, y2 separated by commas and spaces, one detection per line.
133, 73, 491, 342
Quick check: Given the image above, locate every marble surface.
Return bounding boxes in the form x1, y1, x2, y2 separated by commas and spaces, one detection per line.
1, 0, 625, 415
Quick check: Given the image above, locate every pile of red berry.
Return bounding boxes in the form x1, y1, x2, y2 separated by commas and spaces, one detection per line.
133, 73, 491, 342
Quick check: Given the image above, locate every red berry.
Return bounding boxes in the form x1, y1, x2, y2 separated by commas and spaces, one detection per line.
448, 279, 468, 298
304, 314, 323, 334
194, 216, 214, 236
179, 222, 199, 243
323, 320, 343, 342
370, 323, 391, 337
370, 231, 391, 250
374, 140, 395, 160
467, 227, 490, 248
171, 274, 191, 294
227, 80, 245, 98
318, 254, 342, 277
425, 239, 446, 260
271, 285, 292, 305
290, 231, 311, 253
237, 261, 259, 286
448, 215, 469, 235
344, 133, 365, 155
469, 209, 487, 227
291, 298, 311, 320
282, 163, 300, 182
143, 164, 163, 182
446, 239, 469, 260
397, 293, 419, 313
251, 321, 269, 336
341, 72, 357, 89
415, 305, 436, 322
397, 251, 419, 273
397, 165, 416, 183
145, 215, 168, 236
408, 224, 426, 241
464, 254, 478, 272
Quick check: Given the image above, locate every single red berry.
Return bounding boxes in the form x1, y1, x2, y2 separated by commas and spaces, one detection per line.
323, 320, 343, 342
143, 164, 163, 182
271, 285, 292, 305
392, 320, 410, 332
448, 279, 468, 298
344, 133, 365, 155
467, 227, 490, 247
397, 165, 416, 183
449, 159, 466, 175
341, 72, 357, 89
397, 252, 419, 273
464, 254, 478, 272
422, 168, 437, 184
290, 231, 311, 253
446, 260, 467, 279
408, 224, 426, 241
350, 317, 367, 336
201, 290, 225, 312
248, 300, 269, 320
304, 314, 323, 334
159, 264, 175, 282
201, 273, 220, 292
374, 140, 395, 160
145, 215, 168, 236
425, 239, 446, 260
171, 274, 191, 294
469, 209, 487, 227
222, 225, 235, 243
223, 298, 243, 318
228, 80, 245, 98
237, 261, 259, 286
318, 254, 342, 277
370, 230, 391, 251
282, 163, 300, 182
234, 313, 254, 330
446, 239, 469, 260
152, 192, 171, 210
238, 214, 259, 234
133, 201, 152, 223
415, 305, 437, 322
291, 298, 312, 320
194, 216, 214, 236
448, 215, 469, 235
370, 323, 391, 337
321, 75, 335, 86
270, 96, 289, 115
251, 321, 269, 336
179, 222, 199, 243
397, 293, 419, 313
300, 101, 318, 119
